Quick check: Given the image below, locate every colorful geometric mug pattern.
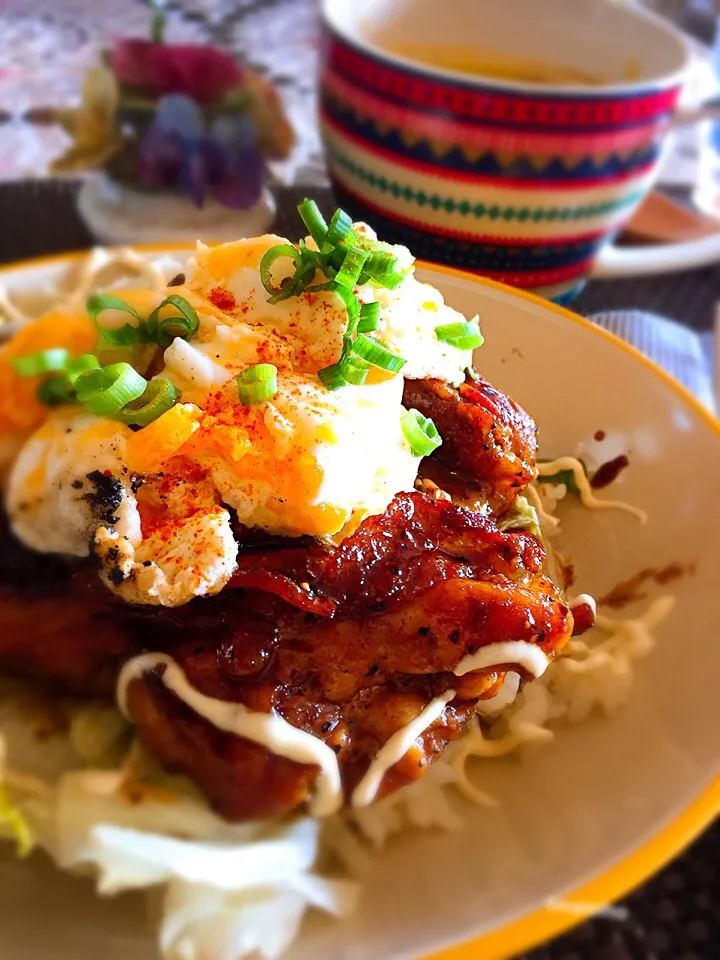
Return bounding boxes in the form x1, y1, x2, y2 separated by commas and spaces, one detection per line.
319, 30, 684, 290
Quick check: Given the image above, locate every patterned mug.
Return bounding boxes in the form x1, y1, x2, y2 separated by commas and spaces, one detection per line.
319, 0, 714, 299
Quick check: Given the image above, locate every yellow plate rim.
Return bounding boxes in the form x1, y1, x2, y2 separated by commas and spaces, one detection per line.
1, 246, 718, 960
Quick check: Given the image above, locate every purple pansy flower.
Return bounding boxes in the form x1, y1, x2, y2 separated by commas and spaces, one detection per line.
139, 94, 265, 209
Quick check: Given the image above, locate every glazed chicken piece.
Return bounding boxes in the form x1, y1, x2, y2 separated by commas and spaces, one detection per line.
0, 365, 564, 822
123, 493, 573, 821
403, 372, 538, 514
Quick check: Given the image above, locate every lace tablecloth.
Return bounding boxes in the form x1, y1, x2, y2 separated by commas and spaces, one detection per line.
0, 0, 717, 192
0, 0, 326, 184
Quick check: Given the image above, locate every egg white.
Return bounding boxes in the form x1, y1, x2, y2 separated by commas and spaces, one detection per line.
4, 227, 477, 604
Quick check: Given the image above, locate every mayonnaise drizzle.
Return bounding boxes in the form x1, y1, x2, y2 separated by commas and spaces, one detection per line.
524, 482, 561, 532
117, 653, 342, 818
350, 689, 456, 808
570, 593, 597, 617
537, 457, 647, 524
453, 641, 549, 680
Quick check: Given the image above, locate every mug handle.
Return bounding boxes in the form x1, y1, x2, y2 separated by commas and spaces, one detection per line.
592, 95, 720, 279
591, 232, 720, 278
672, 97, 720, 126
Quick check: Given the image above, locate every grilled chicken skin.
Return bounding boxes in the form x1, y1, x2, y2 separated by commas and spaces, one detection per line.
403, 371, 538, 514
122, 494, 572, 821
0, 370, 570, 821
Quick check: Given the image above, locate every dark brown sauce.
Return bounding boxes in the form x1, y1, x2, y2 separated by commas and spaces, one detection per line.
559, 557, 576, 591
599, 563, 695, 609
591, 454, 629, 489
570, 601, 595, 636
593, 430, 606, 442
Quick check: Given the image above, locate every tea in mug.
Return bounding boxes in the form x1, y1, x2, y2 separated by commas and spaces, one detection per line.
377, 43, 609, 85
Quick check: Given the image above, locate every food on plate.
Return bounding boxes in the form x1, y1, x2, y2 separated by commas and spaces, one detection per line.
0, 202, 667, 960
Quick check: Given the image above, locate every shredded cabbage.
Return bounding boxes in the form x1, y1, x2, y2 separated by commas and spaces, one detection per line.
0, 689, 359, 960
498, 494, 541, 538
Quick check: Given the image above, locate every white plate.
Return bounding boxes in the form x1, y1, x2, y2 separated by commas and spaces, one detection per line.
0, 250, 718, 960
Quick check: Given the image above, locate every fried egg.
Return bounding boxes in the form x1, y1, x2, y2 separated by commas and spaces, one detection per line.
3, 226, 477, 605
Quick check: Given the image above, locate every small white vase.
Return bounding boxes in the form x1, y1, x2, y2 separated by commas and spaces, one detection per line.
77, 174, 276, 245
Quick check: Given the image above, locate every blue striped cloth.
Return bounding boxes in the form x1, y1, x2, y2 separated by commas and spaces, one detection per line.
589, 310, 716, 414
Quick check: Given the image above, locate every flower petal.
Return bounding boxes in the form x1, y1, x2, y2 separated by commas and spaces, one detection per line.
111, 41, 244, 105
210, 146, 265, 210
138, 123, 183, 188
155, 94, 204, 139
210, 114, 256, 155
177, 144, 208, 207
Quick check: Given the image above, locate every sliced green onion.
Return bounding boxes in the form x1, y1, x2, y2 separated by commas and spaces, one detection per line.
87, 294, 146, 347
297, 239, 323, 272
237, 363, 278, 405
260, 244, 302, 301
326, 208, 354, 248
36, 376, 73, 405
318, 362, 347, 391
357, 301, 380, 333
145, 294, 200, 348
297, 198, 328, 248
12, 348, 70, 378
465, 365, 480, 382
351, 333, 406, 374
401, 408, 442, 457
334, 245, 368, 289
316, 281, 360, 330
364, 251, 406, 289
435, 316, 484, 351
363, 250, 393, 279
339, 354, 370, 386
116, 378, 179, 426
75, 362, 147, 416
73, 366, 109, 398
66, 354, 101, 385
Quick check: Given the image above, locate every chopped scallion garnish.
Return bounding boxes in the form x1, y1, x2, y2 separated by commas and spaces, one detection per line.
66, 354, 101, 384
339, 354, 371, 386
334, 245, 368, 289
297, 198, 328, 249
318, 362, 347, 392
12, 348, 70, 378
145, 294, 200, 348
351, 334, 406, 374
36, 375, 73, 406
75, 362, 147, 416
88, 292, 199, 350
87, 294, 147, 347
326, 208, 354, 248
259, 244, 302, 303
260, 199, 415, 392
357, 301, 380, 333
116, 378, 180, 427
401, 409, 442, 457
237, 363, 278, 405
435, 316, 484, 351
363, 250, 405, 289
